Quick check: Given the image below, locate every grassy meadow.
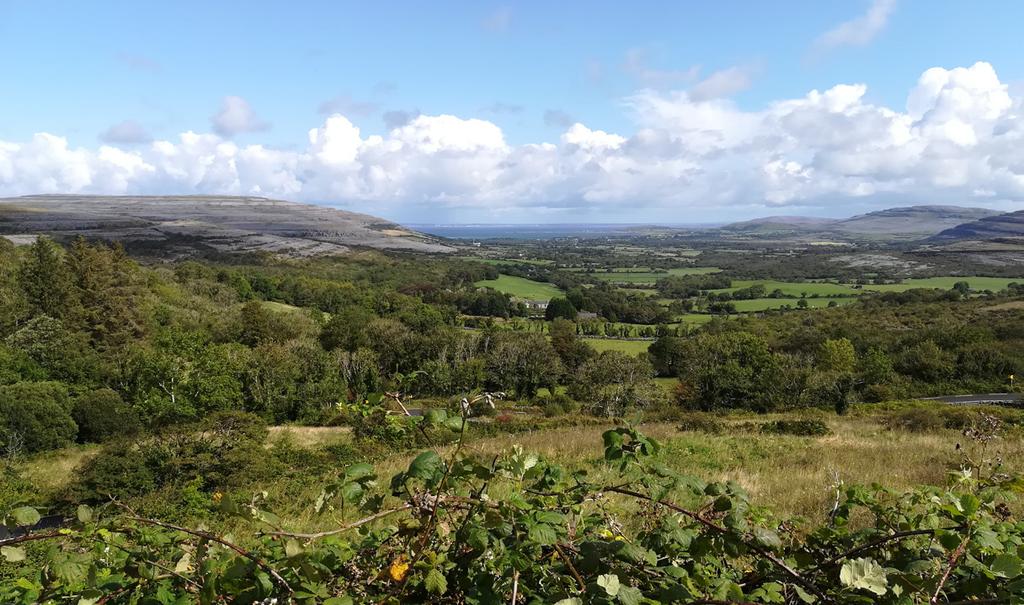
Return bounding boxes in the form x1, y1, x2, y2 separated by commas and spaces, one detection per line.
20, 403, 1019, 531
588, 266, 721, 284
728, 296, 859, 312
585, 337, 652, 355
474, 274, 564, 300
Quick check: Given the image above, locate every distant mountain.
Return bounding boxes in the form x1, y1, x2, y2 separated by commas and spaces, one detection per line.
718, 206, 1002, 240
935, 209, 1024, 241
0, 195, 452, 257
722, 216, 836, 233
830, 205, 1001, 236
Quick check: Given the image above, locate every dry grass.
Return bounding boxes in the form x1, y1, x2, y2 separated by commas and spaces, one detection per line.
18, 444, 101, 493
21, 408, 1024, 536
267, 425, 350, 449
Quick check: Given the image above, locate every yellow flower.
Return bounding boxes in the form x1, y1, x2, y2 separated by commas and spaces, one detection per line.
389, 555, 410, 582
212, 492, 223, 504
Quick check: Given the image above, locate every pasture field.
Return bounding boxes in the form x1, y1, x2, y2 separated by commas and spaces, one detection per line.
711, 279, 862, 297
676, 313, 715, 325
474, 274, 564, 300
589, 266, 721, 284
728, 296, 859, 312
584, 337, 652, 355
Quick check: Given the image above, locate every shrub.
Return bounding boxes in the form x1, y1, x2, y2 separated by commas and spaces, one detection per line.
72, 388, 142, 443
72, 443, 157, 500
70, 411, 278, 504
535, 392, 579, 417
676, 412, 725, 434
880, 407, 946, 432
760, 419, 831, 437
0, 381, 76, 453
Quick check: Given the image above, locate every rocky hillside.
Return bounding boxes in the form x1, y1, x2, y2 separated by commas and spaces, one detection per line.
0, 195, 452, 257
830, 205, 1000, 236
934, 209, 1024, 241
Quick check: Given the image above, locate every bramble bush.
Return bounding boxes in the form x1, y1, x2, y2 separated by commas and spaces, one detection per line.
3, 397, 1024, 603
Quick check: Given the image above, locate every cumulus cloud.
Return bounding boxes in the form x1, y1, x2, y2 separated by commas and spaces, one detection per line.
813, 0, 897, 53
3, 62, 1024, 218
211, 96, 270, 136
99, 120, 152, 144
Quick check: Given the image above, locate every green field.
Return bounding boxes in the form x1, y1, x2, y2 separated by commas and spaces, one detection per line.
728, 296, 859, 312
676, 313, 715, 325
464, 256, 554, 266
474, 274, 564, 300
711, 280, 862, 297
590, 266, 721, 284
585, 338, 652, 355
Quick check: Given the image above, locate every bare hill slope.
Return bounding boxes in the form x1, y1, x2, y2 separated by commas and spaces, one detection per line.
0, 195, 452, 256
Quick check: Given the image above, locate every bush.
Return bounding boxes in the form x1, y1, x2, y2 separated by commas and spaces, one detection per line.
535, 392, 579, 417
676, 412, 725, 434
72, 388, 142, 443
70, 411, 279, 504
881, 408, 946, 433
760, 419, 831, 437
0, 381, 76, 453
73, 443, 157, 500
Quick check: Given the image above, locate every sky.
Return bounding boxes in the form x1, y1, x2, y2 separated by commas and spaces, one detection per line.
2, 1, 1024, 224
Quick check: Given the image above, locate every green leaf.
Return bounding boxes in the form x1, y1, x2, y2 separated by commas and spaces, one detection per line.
285, 539, 305, 558
597, 573, 620, 597
1, 545, 26, 562
174, 552, 192, 573
617, 585, 643, 605
324, 598, 354, 605
793, 585, 817, 603
839, 557, 887, 596
528, 523, 558, 545
407, 451, 443, 481
753, 527, 783, 550
340, 481, 364, 503
344, 462, 375, 481
424, 568, 447, 595
51, 552, 91, 585
11, 506, 40, 527
76, 505, 93, 524
554, 600, 583, 605
992, 553, 1023, 578
959, 493, 981, 516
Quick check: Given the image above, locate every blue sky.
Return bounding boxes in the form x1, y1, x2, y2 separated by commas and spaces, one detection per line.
3, 1, 1024, 223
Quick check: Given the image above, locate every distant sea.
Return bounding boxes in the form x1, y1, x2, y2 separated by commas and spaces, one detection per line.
406, 223, 721, 239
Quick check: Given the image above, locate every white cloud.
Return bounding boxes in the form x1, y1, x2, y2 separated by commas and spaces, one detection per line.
3, 62, 1024, 219
813, 0, 897, 53
211, 96, 270, 136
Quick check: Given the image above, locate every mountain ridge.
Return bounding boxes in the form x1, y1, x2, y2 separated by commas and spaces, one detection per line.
0, 194, 453, 257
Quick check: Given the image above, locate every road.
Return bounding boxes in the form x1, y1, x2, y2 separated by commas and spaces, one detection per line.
923, 393, 1022, 406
